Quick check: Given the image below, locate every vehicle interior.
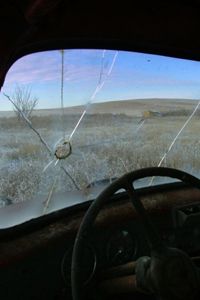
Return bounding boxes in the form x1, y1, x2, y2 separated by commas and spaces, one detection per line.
1, 1, 200, 300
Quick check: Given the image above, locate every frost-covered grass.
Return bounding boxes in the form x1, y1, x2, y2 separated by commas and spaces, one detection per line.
0, 113, 200, 207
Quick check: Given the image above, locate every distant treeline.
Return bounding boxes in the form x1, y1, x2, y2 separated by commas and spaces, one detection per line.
163, 109, 198, 117
144, 109, 200, 118
0, 113, 137, 130
1, 109, 200, 130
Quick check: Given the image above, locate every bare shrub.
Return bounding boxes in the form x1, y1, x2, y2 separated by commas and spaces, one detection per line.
12, 86, 38, 120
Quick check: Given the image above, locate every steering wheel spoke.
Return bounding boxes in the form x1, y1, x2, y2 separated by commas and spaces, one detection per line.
124, 180, 163, 251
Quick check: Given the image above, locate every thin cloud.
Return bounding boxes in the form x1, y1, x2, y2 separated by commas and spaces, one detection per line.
2, 49, 200, 111
4, 50, 106, 87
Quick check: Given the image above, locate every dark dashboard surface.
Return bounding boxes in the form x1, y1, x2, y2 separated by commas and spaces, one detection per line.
0, 183, 200, 299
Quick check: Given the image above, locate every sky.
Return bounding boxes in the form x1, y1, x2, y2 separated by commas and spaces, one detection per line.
1, 49, 200, 111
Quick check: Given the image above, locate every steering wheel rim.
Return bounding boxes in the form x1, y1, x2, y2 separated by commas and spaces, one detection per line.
71, 167, 200, 300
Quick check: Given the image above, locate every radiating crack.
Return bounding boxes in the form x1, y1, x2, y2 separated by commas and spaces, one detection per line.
43, 176, 58, 214
60, 165, 80, 190
43, 50, 119, 184
149, 101, 200, 186
3, 50, 119, 212
60, 49, 65, 140
3, 92, 80, 210
69, 51, 118, 141
53, 50, 119, 148
4, 93, 52, 155
43, 159, 55, 172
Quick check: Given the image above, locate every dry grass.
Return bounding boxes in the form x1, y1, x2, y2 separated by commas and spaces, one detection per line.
0, 107, 200, 207
7, 143, 43, 160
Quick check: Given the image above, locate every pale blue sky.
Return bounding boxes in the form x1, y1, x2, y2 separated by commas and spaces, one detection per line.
1, 49, 200, 111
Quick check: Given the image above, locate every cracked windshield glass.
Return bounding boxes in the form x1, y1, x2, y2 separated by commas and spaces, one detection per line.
1, 49, 200, 227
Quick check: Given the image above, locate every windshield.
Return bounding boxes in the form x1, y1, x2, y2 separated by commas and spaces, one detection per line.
0, 49, 200, 227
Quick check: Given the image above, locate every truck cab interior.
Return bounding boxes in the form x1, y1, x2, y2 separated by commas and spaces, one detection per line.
1, 1, 200, 300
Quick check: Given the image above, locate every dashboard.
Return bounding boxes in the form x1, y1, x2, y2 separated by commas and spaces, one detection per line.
62, 195, 200, 293
172, 202, 200, 254
0, 183, 200, 299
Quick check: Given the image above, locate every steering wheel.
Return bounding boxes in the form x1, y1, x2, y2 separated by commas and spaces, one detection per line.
71, 167, 200, 300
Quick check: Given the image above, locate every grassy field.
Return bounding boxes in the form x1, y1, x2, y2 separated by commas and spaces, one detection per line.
0, 98, 200, 207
